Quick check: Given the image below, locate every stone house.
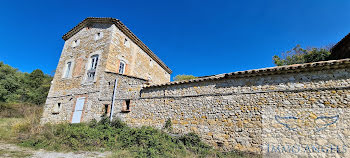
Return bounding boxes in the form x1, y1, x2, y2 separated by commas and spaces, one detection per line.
41, 17, 172, 123
42, 17, 350, 157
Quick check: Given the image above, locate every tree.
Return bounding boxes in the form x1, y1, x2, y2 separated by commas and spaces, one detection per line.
273, 45, 331, 66
0, 62, 21, 102
0, 61, 53, 105
173, 75, 197, 81
24, 69, 52, 105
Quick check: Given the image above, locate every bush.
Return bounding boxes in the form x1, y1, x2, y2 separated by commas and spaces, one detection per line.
173, 75, 198, 81
273, 45, 331, 66
18, 118, 219, 157
163, 118, 172, 131
178, 133, 212, 155
13, 116, 261, 158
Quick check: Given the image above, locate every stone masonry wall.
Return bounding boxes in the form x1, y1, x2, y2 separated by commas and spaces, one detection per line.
116, 67, 350, 157
105, 25, 170, 84
42, 71, 146, 124
50, 23, 113, 93
42, 23, 114, 124
42, 21, 152, 124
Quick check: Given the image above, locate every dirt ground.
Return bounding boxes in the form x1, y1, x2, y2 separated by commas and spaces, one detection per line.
0, 142, 112, 158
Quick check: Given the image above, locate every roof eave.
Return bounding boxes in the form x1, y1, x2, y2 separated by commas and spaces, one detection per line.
61, 17, 172, 74
144, 58, 350, 88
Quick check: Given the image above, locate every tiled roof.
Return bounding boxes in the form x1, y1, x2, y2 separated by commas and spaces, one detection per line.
62, 17, 172, 74
145, 58, 350, 88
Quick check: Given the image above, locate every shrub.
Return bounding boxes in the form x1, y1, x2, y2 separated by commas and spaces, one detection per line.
18, 118, 217, 157
16, 118, 260, 157
273, 45, 331, 66
173, 75, 198, 81
163, 118, 172, 131
178, 133, 212, 156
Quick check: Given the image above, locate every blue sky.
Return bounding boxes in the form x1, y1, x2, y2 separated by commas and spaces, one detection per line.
1, 0, 350, 79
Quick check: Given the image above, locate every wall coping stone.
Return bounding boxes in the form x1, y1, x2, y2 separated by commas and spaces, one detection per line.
145, 58, 350, 88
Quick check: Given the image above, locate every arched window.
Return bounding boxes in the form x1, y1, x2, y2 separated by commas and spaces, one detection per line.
124, 38, 130, 48
62, 59, 74, 79
71, 39, 80, 47
64, 62, 72, 78
94, 32, 103, 40
87, 54, 99, 81
90, 55, 99, 70
119, 61, 125, 74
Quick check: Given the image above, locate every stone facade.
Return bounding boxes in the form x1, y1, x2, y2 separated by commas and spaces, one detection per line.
42, 18, 171, 124
42, 17, 350, 157
105, 24, 170, 84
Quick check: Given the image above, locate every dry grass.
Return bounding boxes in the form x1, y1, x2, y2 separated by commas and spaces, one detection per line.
0, 102, 43, 142
0, 148, 32, 158
0, 118, 23, 141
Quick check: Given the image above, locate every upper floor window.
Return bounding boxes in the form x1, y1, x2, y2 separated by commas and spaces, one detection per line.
63, 61, 72, 78
91, 55, 99, 70
87, 55, 99, 81
124, 38, 130, 48
71, 39, 80, 48
94, 32, 103, 41
149, 59, 153, 67
119, 61, 125, 74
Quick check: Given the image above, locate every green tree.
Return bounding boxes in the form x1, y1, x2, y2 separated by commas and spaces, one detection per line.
24, 69, 52, 105
0, 62, 21, 102
0, 61, 52, 105
173, 74, 197, 81
273, 45, 331, 66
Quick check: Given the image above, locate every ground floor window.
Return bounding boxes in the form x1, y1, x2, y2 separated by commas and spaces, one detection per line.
52, 103, 61, 114
102, 104, 110, 116
121, 99, 130, 112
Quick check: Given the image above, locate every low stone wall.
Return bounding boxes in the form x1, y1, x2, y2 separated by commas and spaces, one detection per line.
117, 67, 350, 157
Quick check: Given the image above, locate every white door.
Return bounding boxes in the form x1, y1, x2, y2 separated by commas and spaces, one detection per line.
71, 97, 85, 123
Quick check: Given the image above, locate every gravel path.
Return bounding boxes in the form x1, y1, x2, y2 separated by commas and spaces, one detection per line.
0, 142, 111, 158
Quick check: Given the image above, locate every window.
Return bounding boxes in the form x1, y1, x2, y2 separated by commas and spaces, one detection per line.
119, 61, 125, 74
87, 54, 99, 81
122, 99, 130, 112
91, 55, 99, 70
72, 39, 80, 47
103, 104, 110, 116
95, 32, 103, 40
149, 59, 153, 67
124, 38, 130, 48
52, 103, 61, 114
148, 75, 152, 82
63, 62, 72, 78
